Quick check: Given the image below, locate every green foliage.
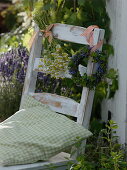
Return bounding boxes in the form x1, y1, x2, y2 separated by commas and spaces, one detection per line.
0, 81, 22, 121
0, 0, 36, 53
33, 0, 110, 42
0, 32, 23, 53
22, 0, 37, 12
96, 68, 118, 99
1, 4, 22, 32
69, 120, 127, 170
22, 27, 34, 50
68, 47, 110, 89
106, 69, 119, 99
22, 0, 38, 18
92, 68, 118, 118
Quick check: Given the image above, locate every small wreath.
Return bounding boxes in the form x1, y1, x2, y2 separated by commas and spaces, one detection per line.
40, 45, 107, 89
68, 46, 107, 89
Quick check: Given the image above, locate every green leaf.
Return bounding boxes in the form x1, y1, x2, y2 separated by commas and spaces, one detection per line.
106, 69, 118, 79
78, 0, 85, 6
43, 4, 53, 10
57, 0, 63, 7
111, 125, 118, 129
103, 44, 114, 56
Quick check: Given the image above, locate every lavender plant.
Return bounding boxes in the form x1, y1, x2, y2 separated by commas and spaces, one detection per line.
0, 47, 29, 120
0, 47, 29, 83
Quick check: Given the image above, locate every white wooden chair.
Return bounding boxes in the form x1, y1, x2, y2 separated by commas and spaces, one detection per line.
0, 24, 104, 170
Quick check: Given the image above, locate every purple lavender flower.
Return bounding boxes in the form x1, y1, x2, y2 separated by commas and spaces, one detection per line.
0, 47, 29, 83
69, 69, 77, 75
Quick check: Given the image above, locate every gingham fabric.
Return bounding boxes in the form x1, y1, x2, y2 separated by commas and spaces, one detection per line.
0, 95, 92, 166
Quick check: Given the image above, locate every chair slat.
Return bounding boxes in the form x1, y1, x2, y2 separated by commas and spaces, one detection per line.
29, 93, 79, 117
52, 23, 101, 45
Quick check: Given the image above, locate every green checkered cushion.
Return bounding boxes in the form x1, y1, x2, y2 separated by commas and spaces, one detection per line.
20, 95, 45, 109
0, 95, 92, 166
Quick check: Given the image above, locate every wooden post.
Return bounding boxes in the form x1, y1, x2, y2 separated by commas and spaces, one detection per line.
102, 0, 127, 144
20, 26, 43, 109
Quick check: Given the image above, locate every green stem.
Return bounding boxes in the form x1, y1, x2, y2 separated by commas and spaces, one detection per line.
74, 0, 76, 12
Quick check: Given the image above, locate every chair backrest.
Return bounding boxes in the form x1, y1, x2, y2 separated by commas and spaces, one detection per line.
20, 23, 105, 128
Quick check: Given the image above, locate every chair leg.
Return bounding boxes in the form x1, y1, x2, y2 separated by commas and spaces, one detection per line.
80, 140, 86, 154
71, 139, 86, 160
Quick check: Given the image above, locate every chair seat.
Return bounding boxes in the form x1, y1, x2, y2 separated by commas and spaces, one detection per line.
0, 152, 72, 170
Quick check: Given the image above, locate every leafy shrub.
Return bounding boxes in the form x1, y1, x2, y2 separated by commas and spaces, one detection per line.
0, 31, 23, 53
33, 0, 110, 41
1, 4, 22, 32
0, 81, 22, 121
69, 120, 127, 170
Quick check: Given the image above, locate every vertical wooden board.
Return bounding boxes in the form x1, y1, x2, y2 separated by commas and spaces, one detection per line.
82, 90, 95, 128
75, 29, 105, 157
23, 26, 42, 94
77, 87, 89, 124
20, 25, 43, 109
33, 58, 43, 71
93, 28, 100, 45
77, 57, 95, 125
83, 29, 105, 126
77, 29, 105, 126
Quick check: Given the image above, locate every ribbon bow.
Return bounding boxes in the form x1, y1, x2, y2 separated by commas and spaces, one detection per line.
41, 24, 54, 43
80, 25, 103, 52
29, 24, 54, 50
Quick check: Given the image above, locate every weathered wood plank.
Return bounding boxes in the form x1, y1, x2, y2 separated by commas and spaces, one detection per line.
77, 29, 105, 125
20, 25, 43, 109
52, 23, 101, 45
75, 28, 105, 156
82, 29, 105, 128
76, 58, 94, 125
29, 93, 79, 117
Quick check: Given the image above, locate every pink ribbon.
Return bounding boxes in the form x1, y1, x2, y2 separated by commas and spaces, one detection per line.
80, 25, 103, 52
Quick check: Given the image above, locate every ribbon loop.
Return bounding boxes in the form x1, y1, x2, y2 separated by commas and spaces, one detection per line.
41, 24, 54, 43
29, 24, 54, 50
80, 25, 103, 52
